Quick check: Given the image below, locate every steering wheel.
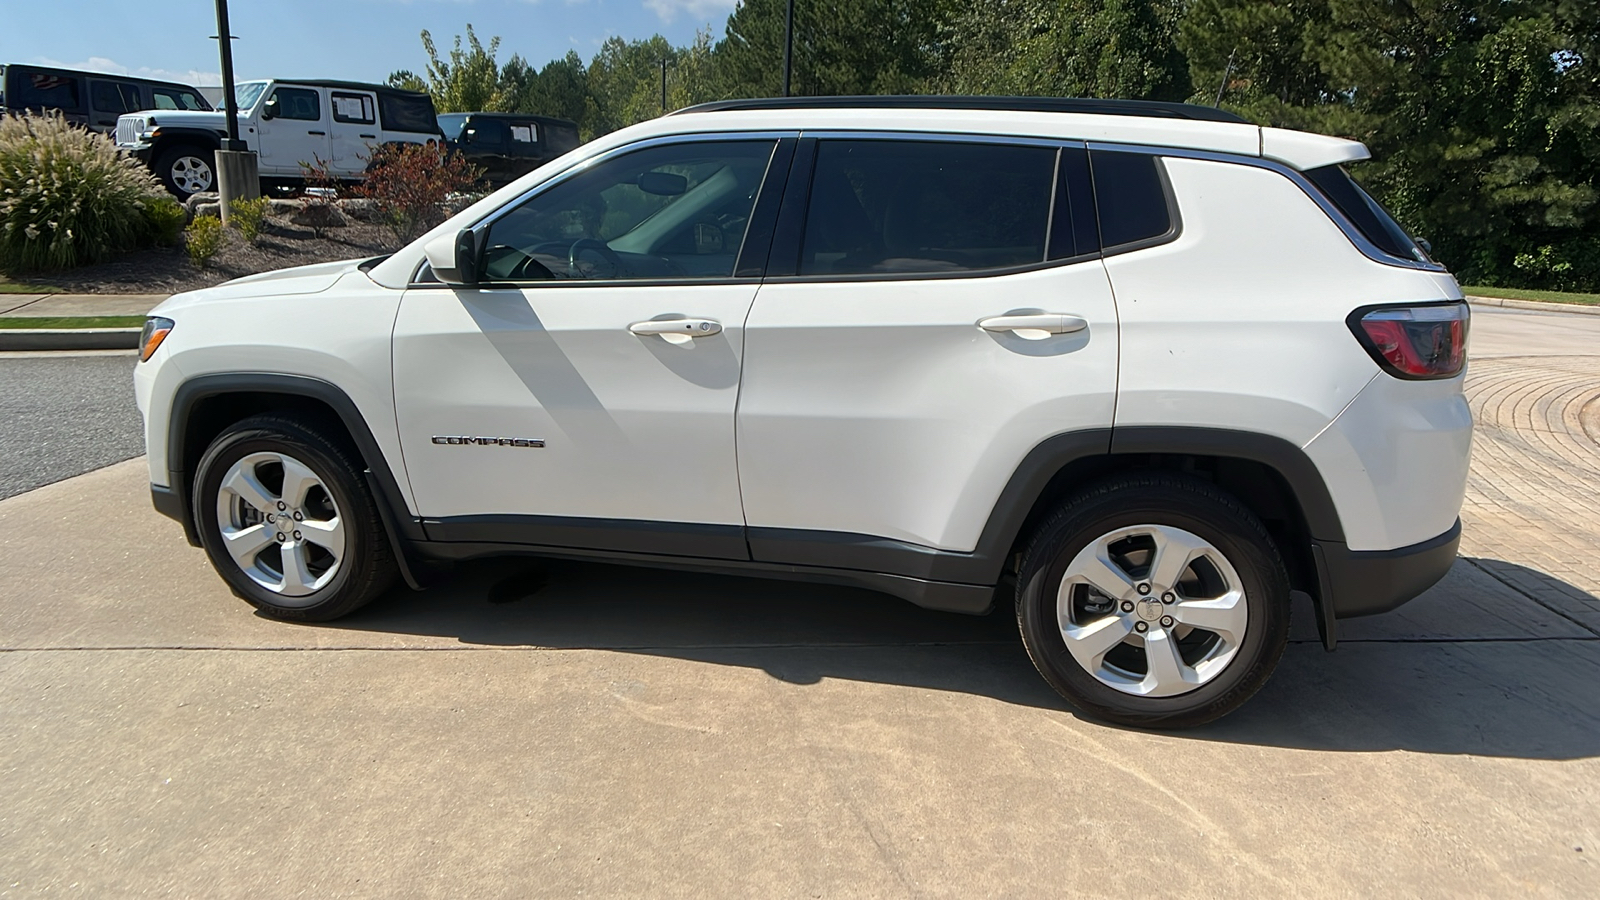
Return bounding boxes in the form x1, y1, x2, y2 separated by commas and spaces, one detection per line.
481, 244, 554, 281
567, 238, 625, 279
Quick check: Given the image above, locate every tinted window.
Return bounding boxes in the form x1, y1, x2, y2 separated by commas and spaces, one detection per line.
1304, 165, 1428, 263
1049, 146, 1100, 260
469, 118, 508, 148
482, 140, 775, 281
152, 88, 209, 110
270, 87, 320, 121
800, 140, 1055, 275
437, 114, 467, 140
331, 92, 376, 124
1092, 151, 1174, 249
90, 80, 140, 114
12, 70, 81, 111
378, 92, 439, 134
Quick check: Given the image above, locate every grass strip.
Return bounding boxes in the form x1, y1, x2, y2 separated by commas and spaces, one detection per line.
1463, 285, 1600, 306
0, 316, 145, 329
0, 282, 63, 294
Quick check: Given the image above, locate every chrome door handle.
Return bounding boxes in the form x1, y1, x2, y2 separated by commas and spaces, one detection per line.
629, 317, 723, 344
977, 314, 1088, 338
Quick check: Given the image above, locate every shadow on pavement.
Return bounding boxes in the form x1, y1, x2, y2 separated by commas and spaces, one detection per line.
305, 555, 1600, 761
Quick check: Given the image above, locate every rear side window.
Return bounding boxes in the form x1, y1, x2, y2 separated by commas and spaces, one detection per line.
331, 92, 376, 125
799, 139, 1056, 276
378, 92, 439, 134
1304, 165, 1428, 263
12, 70, 81, 111
1091, 150, 1175, 250
90, 80, 141, 114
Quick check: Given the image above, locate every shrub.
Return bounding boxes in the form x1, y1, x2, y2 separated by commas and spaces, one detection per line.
358, 143, 482, 245
297, 157, 343, 238
143, 196, 188, 247
185, 215, 225, 267
0, 111, 169, 273
228, 195, 271, 243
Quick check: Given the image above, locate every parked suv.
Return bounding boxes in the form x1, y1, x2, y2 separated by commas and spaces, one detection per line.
438, 112, 583, 187
134, 97, 1471, 727
114, 78, 442, 198
2, 64, 211, 133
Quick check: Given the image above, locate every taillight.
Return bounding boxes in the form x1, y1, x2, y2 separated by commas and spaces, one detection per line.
1348, 303, 1468, 380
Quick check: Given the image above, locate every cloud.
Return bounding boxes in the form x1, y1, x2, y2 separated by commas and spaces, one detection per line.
642, 0, 737, 24
30, 56, 222, 87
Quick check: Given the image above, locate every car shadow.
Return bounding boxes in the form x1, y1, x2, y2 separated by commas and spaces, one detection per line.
305, 555, 1600, 761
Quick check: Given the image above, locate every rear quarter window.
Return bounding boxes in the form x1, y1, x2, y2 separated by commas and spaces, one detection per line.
1091, 151, 1176, 250
11, 70, 82, 112
1304, 165, 1429, 263
379, 93, 440, 135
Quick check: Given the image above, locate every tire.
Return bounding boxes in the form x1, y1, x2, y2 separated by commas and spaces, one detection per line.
1015, 473, 1290, 729
192, 415, 398, 621
155, 144, 215, 198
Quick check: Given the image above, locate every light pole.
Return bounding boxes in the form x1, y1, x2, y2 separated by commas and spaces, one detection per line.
211, 0, 259, 217
782, 0, 794, 97
660, 58, 669, 112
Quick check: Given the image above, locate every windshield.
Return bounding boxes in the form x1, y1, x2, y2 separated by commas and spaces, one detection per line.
437, 114, 467, 141
233, 81, 267, 112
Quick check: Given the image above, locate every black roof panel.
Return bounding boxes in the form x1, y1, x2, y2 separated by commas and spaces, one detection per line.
673, 95, 1250, 124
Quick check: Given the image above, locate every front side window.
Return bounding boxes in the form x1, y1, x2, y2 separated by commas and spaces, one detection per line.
799, 139, 1056, 276
152, 88, 209, 110
481, 140, 776, 281
270, 87, 321, 121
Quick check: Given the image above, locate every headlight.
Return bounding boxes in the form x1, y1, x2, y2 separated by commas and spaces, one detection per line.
139, 317, 174, 362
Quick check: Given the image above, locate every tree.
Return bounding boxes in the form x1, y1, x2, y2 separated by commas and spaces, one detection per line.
713, 0, 953, 97
386, 70, 427, 93
419, 25, 511, 113
1182, 0, 1600, 290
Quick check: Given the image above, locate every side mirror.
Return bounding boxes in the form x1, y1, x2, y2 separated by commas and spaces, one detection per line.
423, 228, 480, 285
462, 127, 476, 144
637, 171, 688, 196
261, 97, 278, 120
1416, 237, 1433, 255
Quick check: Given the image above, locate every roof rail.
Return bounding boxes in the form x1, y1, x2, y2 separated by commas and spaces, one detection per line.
672, 95, 1250, 124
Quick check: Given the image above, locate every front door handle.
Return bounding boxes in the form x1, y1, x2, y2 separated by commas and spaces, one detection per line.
629, 317, 723, 345
307, 130, 326, 136
977, 313, 1088, 339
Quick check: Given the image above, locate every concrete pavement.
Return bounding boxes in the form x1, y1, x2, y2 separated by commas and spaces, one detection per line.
0, 294, 167, 317
2, 305, 1600, 896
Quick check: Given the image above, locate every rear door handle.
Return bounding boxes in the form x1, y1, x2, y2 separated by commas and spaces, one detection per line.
307, 130, 326, 136
359, 133, 376, 139
629, 317, 723, 344
977, 313, 1088, 339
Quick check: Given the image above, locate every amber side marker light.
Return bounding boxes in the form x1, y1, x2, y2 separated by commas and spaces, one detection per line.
139, 317, 174, 362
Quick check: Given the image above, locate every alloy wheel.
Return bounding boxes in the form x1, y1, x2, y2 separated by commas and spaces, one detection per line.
171, 155, 213, 194
214, 451, 345, 603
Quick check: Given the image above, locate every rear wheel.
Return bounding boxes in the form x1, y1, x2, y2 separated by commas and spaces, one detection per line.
1016, 473, 1290, 729
156, 145, 214, 198
193, 415, 397, 621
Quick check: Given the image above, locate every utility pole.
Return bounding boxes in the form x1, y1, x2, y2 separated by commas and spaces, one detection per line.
660, 58, 668, 112
782, 0, 794, 97
211, 0, 259, 219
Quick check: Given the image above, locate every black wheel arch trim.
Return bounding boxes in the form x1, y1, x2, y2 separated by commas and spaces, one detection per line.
159, 373, 424, 553
152, 130, 225, 155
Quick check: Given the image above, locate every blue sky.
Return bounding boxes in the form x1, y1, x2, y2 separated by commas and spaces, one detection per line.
0, 0, 739, 87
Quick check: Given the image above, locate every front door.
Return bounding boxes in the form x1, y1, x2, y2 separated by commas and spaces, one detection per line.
736, 137, 1120, 570
257, 85, 329, 176
392, 137, 788, 559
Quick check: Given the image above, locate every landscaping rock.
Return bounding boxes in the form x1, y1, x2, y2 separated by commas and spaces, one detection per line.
193, 202, 221, 219
268, 199, 303, 217
183, 191, 220, 213
290, 204, 348, 230
337, 198, 379, 221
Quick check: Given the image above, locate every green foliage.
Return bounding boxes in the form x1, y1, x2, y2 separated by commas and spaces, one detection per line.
184, 215, 225, 268
142, 196, 187, 247
0, 112, 171, 273
228, 196, 271, 243
420, 25, 511, 113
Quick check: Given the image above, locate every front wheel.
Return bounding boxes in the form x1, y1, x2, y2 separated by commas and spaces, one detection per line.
155, 145, 215, 199
192, 415, 397, 621
1016, 474, 1290, 729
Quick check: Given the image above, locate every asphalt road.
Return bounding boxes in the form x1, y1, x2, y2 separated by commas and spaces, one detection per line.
0, 351, 144, 501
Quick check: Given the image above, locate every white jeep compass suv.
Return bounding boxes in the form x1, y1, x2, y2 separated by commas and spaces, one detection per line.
134, 97, 1472, 728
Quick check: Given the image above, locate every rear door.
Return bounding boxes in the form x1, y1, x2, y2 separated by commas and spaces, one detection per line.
257, 85, 329, 176
735, 136, 1119, 575
328, 89, 380, 175
86, 78, 140, 132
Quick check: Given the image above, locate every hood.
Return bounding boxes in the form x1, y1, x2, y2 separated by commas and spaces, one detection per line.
152, 259, 370, 313
119, 109, 228, 130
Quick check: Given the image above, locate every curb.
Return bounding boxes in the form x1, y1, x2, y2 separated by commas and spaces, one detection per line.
1465, 295, 1600, 316
0, 328, 140, 351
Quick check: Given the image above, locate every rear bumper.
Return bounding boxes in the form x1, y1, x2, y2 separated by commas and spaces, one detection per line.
1314, 519, 1460, 619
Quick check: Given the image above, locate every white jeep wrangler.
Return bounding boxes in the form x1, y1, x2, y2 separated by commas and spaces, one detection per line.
114, 78, 442, 198
135, 97, 1472, 727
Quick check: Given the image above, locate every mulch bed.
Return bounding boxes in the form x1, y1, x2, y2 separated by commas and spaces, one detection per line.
25, 216, 401, 295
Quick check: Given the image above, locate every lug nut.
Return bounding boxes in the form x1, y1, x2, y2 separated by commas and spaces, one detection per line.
266, 513, 275, 523
1162, 592, 1176, 604
1136, 582, 1151, 595
1120, 601, 1135, 613
277, 501, 287, 511
275, 532, 286, 542
292, 511, 304, 521
1134, 621, 1149, 633
1160, 615, 1174, 628
292, 530, 302, 541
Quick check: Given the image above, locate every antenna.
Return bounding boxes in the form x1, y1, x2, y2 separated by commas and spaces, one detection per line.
1214, 48, 1237, 108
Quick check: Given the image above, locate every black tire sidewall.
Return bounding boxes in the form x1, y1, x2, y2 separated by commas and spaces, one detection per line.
193, 423, 369, 620
1017, 479, 1289, 728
